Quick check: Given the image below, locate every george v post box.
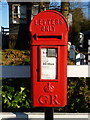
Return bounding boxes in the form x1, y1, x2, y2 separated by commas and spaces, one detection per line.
30, 10, 69, 107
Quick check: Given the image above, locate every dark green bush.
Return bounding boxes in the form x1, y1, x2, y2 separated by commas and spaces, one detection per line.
2, 78, 31, 112
59, 78, 90, 112
2, 78, 90, 112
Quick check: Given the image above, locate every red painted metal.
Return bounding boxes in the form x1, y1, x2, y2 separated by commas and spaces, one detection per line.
30, 10, 69, 107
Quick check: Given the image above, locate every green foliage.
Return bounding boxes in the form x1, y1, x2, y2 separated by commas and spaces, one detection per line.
72, 8, 85, 24
69, 23, 80, 47
67, 78, 88, 112
80, 20, 90, 32
69, 7, 87, 47
62, 78, 90, 112
69, 7, 90, 46
2, 78, 90, 112
2, 78, 31, 111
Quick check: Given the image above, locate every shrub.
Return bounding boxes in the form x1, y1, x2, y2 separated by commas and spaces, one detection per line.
2, 49, 30, 66
2, 78, 31, 112
58, 78, 90, 112
2, 78, 90, 112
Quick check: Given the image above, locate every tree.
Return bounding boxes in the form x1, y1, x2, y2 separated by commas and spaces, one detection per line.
69, 4, 86, 47
38, 1, 50, 13
69, 22, 80, 47
72, 8, 85, 24
61, 2, 70, 20
39, 2, 44, 12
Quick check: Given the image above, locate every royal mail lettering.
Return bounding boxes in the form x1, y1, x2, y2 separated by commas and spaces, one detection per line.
34, 19, 63, 26
41, 26, 55, 32
38, 95, 60, 105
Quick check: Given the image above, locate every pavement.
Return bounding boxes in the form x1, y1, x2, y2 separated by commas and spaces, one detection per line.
0, 112, 90, 120
1, 119, 89, 120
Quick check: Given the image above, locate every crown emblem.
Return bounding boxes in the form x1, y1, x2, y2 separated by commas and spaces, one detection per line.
44, 83, 54, 93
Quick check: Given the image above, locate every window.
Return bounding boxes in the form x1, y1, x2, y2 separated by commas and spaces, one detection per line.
12, 4, 27, 24
12, 4, 20, 24
20, 5, 27, 23
31, 5, 39, 20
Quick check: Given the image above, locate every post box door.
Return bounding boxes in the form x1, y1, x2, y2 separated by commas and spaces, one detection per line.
39, 46, 60, 81
31, 45, 67, 107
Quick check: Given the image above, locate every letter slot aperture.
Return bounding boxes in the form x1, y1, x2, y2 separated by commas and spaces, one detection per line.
37, 35, 62, 40
33, 34, 62, 41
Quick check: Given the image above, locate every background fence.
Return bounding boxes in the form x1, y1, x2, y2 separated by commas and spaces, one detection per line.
1, 65, 90, 119
0, 65, 90, 78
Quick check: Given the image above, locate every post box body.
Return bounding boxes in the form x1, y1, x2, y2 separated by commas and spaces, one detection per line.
30, 10, 69, 107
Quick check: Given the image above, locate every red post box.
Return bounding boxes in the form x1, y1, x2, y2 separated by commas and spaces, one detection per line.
30, 10, 69, 107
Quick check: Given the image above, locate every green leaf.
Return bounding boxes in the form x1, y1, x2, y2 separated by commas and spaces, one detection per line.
20, 87, 25, 93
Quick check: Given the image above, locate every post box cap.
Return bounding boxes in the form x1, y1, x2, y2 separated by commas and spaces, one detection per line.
30, 10, 69, 45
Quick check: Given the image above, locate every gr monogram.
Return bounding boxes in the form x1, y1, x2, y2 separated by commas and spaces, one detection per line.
38, 95, 60, 105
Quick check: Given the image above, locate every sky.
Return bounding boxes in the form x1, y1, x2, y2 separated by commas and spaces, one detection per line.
0, 3, 2, 29
0, 0, 90, 31
0, 0, 9, 31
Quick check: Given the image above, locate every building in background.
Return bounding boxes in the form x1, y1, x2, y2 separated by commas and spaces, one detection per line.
2, 1, 73, 49
6, 2, 49, 49
8, 2, 32, 49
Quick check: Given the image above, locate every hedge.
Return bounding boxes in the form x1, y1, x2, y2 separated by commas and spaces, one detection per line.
2, 78, 90, 112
